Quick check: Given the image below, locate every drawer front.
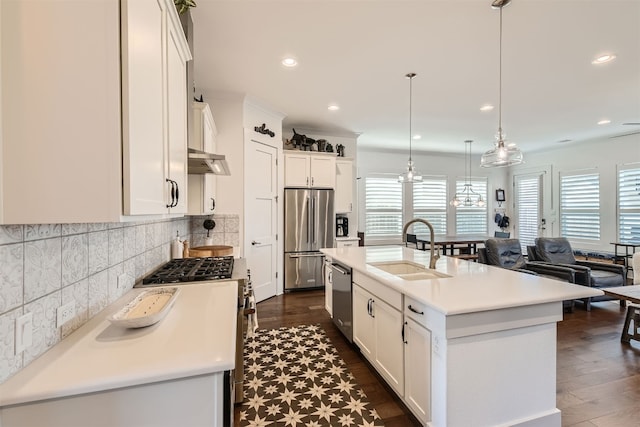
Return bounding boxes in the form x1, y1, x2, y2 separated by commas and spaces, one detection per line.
336, 241, 356, 248
404, 295, 428, 328
353, 271, 402, 310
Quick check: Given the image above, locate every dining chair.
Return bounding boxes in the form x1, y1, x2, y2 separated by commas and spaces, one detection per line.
405, 233, 419, 249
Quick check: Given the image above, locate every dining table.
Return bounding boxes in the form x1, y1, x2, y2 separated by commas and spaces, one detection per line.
415, 234, 490, 258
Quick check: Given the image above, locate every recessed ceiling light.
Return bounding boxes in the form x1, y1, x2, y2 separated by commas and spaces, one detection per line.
327, 104, 340, 111
282, 57, 298, 67
412, 134, 421, 140
597, 119, 611, 125
480, 104, 494, 112
592, 54, 616, 65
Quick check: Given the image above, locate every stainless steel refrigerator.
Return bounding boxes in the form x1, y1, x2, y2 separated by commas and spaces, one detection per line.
284, 188, 334, 290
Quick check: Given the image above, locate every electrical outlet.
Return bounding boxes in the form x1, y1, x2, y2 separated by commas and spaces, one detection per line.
15, 312, 33, 355
56, 301, 76, 328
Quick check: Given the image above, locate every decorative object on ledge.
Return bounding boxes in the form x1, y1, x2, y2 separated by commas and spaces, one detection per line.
450, 140, 486, 208
398, 73, 422, 183
496, 188, 506, 206
336, 144, 345, 157
480, 0, 524, 168
174, 0, 196, 15
325, 142, 334, 153
254, 123, 275, 137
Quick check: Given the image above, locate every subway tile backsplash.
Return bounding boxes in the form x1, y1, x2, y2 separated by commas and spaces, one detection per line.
0, 213, 239, 384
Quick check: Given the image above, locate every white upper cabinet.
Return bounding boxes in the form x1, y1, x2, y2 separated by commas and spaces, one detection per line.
335, 158, 354, 213
284, 152, 336, 189
0, 0, 190, 224
188, 102, 217, 215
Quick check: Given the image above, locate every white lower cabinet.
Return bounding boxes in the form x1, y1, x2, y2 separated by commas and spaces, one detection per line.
404, 317, 431, 425
352, 282, 404, 396
324, 257, 333, 316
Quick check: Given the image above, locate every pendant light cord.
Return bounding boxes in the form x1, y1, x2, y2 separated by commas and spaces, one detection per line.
498, 5, 504, 141
407, 73, 415, 162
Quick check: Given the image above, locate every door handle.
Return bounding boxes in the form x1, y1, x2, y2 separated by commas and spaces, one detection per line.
331, 264, 349, 275
290, 253, 324, 258
251, 240, 261, 246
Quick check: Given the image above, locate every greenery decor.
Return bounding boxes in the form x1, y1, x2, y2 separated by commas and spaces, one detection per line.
174, 0, 196, 14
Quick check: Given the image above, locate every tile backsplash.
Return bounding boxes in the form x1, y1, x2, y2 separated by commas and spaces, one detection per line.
0, 213, 239, 384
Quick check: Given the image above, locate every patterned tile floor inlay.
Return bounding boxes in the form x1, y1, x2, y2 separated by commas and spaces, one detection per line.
239, 324, 384, 427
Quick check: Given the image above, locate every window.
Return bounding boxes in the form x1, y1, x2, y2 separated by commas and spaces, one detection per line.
560, 171, 600, 240
618, 165, 640, 243
514, 173, 542, 249
455, 178, 488, 234
413, 177, 447, 235
364, 175, 403, 239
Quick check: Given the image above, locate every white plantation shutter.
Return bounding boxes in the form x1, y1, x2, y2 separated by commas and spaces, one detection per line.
618, 165, 640, 243
515, 174, 541, 249
560, 171, 600, 240
455, 178, 488, 234
413, 177, 447, 234
365, 176, 403, 238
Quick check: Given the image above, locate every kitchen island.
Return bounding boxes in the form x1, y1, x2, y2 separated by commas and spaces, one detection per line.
321, 245, 602, 427
0, 281, 238, 427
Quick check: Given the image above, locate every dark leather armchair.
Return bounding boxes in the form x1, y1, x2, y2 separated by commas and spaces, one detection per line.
530, 237, 626, 311
480, 238, 578, 311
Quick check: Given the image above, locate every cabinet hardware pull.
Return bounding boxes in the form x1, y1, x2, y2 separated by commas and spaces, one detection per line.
210, 198, 215, 211
370, 299, 375, 318
408, 305, 424, 315
166, 179, 175, 208
402, 321, 408, 344
306, 177, 309, 186
311, 177, 314, 186
173, 182, 179, 207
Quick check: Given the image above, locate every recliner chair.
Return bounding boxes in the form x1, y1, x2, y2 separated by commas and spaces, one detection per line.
480, 238, 578, 312
529, 237, 626, 311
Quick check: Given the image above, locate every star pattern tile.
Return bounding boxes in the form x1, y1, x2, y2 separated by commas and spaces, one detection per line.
239, 324, 384, 427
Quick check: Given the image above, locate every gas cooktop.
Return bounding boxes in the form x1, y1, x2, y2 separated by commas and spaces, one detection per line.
141, 256, 234, 285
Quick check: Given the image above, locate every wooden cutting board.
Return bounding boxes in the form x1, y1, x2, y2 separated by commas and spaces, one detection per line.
186, 245, 233, 257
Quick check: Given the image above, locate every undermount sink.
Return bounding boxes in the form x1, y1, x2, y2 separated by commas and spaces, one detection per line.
368, 261, 452, 280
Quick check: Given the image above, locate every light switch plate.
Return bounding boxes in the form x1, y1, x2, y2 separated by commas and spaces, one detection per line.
15, 312, 33, 355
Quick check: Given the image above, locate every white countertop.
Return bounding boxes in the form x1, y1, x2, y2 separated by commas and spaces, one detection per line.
0, 281, 238, 407
322, 246, 603, 315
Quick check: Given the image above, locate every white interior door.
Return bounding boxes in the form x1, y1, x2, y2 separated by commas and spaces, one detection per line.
245, 139, 278, 302
514, 173, 544, 250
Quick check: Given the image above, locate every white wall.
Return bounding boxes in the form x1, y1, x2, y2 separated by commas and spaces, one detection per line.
356, 147, 509, 244
508, 133, 640, 253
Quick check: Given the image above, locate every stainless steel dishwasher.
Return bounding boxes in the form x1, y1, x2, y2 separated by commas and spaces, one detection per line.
331, 262, 353, 342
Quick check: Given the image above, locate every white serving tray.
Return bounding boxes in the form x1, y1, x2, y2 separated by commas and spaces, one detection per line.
108, 287, 180, 328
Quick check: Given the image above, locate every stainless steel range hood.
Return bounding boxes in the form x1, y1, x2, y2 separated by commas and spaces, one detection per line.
188, 148, 231, 175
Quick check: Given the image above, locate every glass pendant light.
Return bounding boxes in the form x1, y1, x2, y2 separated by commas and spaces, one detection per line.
450, 140, 486, 207
480, 0, 524, 168
398, 73, 423, 183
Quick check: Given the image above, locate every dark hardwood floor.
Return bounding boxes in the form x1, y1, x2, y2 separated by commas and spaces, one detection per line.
238, 290, 640, 427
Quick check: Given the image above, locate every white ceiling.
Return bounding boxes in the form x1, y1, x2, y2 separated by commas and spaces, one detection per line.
191, 0, 640, 156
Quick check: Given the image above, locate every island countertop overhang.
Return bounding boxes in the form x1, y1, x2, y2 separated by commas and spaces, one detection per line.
321, 245, 603, 316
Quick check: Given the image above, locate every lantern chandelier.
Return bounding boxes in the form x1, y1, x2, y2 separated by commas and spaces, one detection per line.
451, 140, 486, 208
398, 73, 423, 183
480, 0, 524, 168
